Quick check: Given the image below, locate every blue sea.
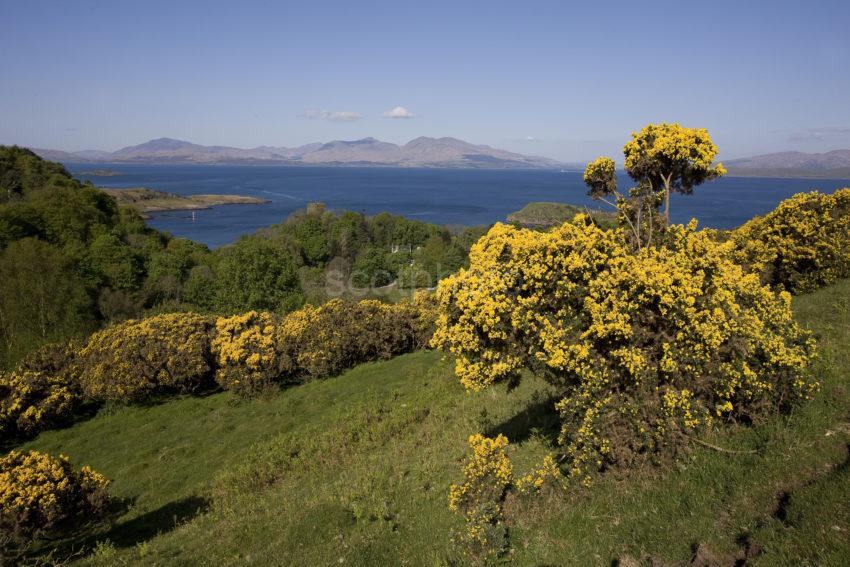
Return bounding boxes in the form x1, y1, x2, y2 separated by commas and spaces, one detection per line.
68, 164, 849, 249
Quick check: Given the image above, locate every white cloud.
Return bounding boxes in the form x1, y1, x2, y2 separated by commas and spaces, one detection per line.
302, 109, 363, 122
524, 135, 536, 141
382, 106, 414, 119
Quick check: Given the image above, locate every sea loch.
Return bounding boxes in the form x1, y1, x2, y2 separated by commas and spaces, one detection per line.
69, 163, 849, 248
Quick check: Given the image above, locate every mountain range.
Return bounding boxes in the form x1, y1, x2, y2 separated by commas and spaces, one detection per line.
32, 137, 564, 169
724, 149, 850, 178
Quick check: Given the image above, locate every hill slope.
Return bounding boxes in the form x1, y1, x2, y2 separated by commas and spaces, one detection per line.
726, 149, 850, 178
31, 137, 563, 169
21, 280, 850, 565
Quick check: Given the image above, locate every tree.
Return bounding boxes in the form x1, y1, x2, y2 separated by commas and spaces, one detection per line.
214, 237, 303, 313
0, 238, 95, 366
84, 233, 145, 292
622, 123, 725, 218
329, 211, 369, 260
351, 246, 392, 288
294, 216, 330, 265
583, 124, 725, 248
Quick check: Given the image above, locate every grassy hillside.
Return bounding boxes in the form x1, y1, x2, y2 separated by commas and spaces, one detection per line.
21, 280, 850, 565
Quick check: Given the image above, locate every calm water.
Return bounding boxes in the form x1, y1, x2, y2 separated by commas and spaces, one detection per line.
68, 163, 849, 248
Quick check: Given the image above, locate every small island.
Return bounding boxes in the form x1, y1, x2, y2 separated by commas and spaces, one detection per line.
102, 187, 270, 216
507, 201, 617, 228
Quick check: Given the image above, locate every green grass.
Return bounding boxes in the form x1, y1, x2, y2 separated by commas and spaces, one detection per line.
19, 280, 850, 565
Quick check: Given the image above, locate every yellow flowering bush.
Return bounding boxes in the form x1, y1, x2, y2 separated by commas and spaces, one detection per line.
212, 311, 279, 395
622, 123, 726, 218
514, 454, 562, 494
76, 312, 214, 401
0, 295, 435, 437
0, 370, 80, 441
433, 216, 817, 481
448, 434, 513, 560
732, 189, 850, 293
0, 450, 110, 555
275, 295, 437, 380
584, 123, 725, 249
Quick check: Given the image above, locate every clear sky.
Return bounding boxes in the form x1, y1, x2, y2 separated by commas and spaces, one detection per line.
2, 0, 849, 161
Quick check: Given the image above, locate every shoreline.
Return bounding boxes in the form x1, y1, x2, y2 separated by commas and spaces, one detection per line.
101, 187, 270, 217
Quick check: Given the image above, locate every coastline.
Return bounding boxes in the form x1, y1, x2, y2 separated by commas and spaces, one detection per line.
101, 187, 270, 217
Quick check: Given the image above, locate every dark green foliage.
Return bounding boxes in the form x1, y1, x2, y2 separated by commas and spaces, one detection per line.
329, 211, 370, 258
214, 237, 303, 313
0, 146, 78, 203
294, 216, 330, 265
0, 146, 220, 366
264, 203, 480, 296
351, 246, 392, 287
0, 146, 478, 367
406, 235, 466, 287
0, 239, 95, 365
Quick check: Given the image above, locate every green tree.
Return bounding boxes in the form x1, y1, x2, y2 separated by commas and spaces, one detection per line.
214, 237, 303, 313
294, 216, 330, 265
351, 246, 392, 288
329, 211, 369, 259
0, 238, 95, 366
85, 233, 145, 292
183, 264, 219, 312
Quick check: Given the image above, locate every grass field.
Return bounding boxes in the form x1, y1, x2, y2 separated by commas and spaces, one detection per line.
20, 280, 850, 565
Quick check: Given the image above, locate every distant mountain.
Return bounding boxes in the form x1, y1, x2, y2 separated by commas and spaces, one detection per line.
31, 136, 563, 169
725, 149, 850, 179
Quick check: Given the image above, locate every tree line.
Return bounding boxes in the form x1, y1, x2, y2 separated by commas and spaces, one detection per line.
0, 147, 482, 368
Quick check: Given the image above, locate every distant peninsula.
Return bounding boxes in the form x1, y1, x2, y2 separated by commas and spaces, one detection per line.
724, 149, 850, 179
102, 187, 269, 216
32, 136, 563, 170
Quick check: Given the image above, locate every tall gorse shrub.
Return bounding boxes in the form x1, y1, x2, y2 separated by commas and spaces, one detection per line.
433, 216, 817, 483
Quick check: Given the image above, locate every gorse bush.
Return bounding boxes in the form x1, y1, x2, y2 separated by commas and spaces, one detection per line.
0, 369, 81, 441
0, 450, 110, 557
0, 297, 438, 439
447, 434, 562, 559
212, 311, 278, 395
583, 123, 725, 249
732, 188, 850, 294
276, 294, 437, 379
448, 434, 513, 560
76, 312, 215, 401
432, 216, 817, 483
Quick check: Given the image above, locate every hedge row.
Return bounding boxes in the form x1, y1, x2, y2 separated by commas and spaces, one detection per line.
1, 294, 437, 441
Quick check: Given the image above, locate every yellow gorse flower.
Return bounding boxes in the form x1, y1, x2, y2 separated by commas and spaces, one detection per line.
0, 450, 110, 543
732, 188, 850, 293
433, 213, 817, 480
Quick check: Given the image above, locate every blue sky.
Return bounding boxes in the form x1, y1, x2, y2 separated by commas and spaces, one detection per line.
2, 0, 849, 161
